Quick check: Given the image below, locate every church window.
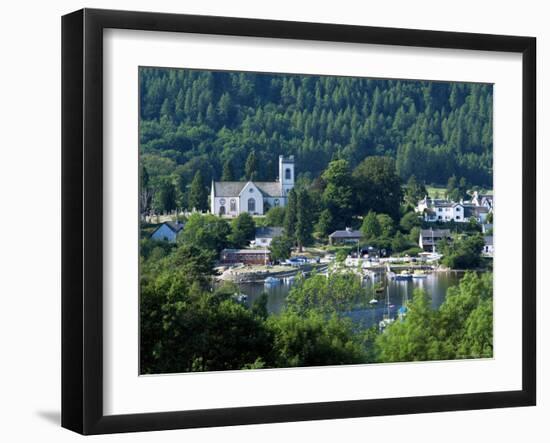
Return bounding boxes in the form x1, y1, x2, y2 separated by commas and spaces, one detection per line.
285, 168, 291, 180
274, 199, 279, 206
230, 199, 236, 212
248, 198, 256, 213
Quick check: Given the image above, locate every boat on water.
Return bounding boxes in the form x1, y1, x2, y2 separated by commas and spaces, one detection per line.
412, 270, 428, 279
369, 298, 378, 305
378, 285, 395, 332
394, 271, 413, 281
233, 293, 248, 303
264, 276, 280, 285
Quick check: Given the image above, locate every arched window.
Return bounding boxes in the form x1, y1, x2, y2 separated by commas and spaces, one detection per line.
219, 206, 226, 216
285, 168, 291, 180
230, 199, 236, 212
248, 198, 256, 213
274, 199, 280, 206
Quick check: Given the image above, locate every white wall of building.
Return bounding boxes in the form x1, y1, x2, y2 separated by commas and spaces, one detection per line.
239, 182, 264, 215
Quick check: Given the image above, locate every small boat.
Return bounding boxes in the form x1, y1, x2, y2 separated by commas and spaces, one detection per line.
394, 272, 413, 281
264, 276, 280, 285
233, 293, 248, 303
412, 270, 428, 279
378, 317, 395, 332
369, 298, 379, 305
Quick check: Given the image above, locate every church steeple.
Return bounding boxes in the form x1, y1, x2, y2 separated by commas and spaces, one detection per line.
279, 155, 295, 195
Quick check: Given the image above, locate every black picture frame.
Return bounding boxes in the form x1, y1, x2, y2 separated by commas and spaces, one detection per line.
62, 8, 536, 435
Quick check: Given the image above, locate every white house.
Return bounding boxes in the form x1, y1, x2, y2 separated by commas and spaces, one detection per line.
254, 227, 284, 247
150, 221, 184, 243
417, 197, 466, 222
211, 155, 295, 217
416, 196, 492, 224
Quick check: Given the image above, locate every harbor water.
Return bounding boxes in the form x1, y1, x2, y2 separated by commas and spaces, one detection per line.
237, 271, 467, 329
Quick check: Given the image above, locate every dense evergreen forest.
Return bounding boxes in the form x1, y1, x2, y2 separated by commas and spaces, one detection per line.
139, 68, 493, 196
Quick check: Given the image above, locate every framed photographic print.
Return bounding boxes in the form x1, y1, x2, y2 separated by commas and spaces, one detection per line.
61, 8, 536, 435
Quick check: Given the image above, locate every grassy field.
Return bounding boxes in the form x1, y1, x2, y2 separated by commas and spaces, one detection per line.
425, 185, 447, 198
424, 185, 493, 199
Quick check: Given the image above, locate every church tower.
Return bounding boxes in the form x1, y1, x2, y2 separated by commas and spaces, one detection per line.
279, 155, 295, 196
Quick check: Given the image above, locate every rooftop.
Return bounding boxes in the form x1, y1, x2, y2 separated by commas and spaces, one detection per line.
255, 227, 284, 238
213, 181, 283, 198
329, 228, 363, 238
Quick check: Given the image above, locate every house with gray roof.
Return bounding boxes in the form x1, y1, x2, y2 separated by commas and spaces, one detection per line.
255, 227, 284, 247
150, 221, 185, 243
418, 228, 452, 252
328, 227, 363, 245
211, 155, 294, 216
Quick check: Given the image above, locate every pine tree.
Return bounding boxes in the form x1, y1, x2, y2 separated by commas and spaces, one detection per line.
295, 189, 314, 251
188, 170, 208, 211
245, 150, 258, 181
284, 189, 298, 243
221, 159, 235, 181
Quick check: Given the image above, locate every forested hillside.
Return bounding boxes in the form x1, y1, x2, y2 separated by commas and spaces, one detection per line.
139, 67, 493, 198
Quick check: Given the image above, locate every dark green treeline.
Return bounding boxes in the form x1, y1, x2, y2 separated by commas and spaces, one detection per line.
139, 68, 493, 191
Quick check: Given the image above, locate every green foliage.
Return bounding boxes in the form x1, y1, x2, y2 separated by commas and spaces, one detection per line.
284, 189, 298, 242
377, 213, 395, 237
141, 279, 272, 373
265, 206, 286, 227
335, 249, 349, 263
316, 208, 335, 238
140, 69, 493, 193
228, 213, 256, 247
295, 189, 314, 250
446, 175, 469, 202
353, 156, 403, 220
266, 310, 368, 368
286, 273, 366, 315
221, 158, 235, 181
376, 272, 493, 362
439, 233, 485, 269
139, 238, 176, 261
188, 170, 208, 211
361, 211, 381, 241
269, 235, 293, 262
322, 159, 354, 228
391, 231, 410, 253
179, 213, 231, 253
404, 175, 427, 207
400, 211, 421, 232
153, 178, 177, 213
245, 150, 258, 180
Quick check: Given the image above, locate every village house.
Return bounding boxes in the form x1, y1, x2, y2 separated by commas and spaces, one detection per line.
210, 155, 295, 217
416, 195, 492, 224
328, 227, 363, 245
220, 248, 270, 266
471, 191, 494, 210
254, 227, 284, 247
150, 221, 185, 243
417, 198, 466, 223
418, 228, 452, 252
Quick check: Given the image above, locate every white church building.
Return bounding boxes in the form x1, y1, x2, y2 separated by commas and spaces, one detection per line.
211, 155, 295, 217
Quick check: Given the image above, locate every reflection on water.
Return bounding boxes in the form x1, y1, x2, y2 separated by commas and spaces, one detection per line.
238, 271, 466, 329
